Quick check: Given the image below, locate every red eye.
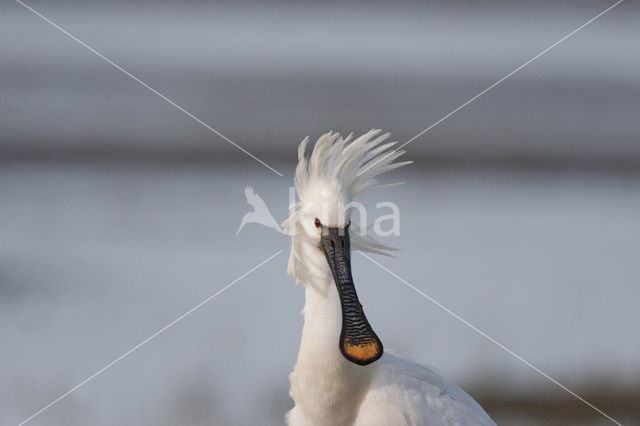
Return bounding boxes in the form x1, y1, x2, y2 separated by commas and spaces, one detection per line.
314, 218, 321, 228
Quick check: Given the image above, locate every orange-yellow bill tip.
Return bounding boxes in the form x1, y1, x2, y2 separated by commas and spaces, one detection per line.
342, 341, 382, 365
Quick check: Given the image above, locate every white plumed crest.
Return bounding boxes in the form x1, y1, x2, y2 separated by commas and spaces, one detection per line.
283, 129, 411, 284
293, 129, 410, 201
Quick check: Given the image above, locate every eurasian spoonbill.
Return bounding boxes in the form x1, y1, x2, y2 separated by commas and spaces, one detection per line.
283, 130, 496, 426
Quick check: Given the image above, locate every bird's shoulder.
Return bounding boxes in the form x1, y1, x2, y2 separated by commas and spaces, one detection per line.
355, 352, 496, 426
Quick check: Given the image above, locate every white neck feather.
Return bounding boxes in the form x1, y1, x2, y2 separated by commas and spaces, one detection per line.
288, 252, 377, 426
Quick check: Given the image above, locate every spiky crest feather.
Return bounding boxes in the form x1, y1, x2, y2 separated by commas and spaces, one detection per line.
283, 129, 411, 284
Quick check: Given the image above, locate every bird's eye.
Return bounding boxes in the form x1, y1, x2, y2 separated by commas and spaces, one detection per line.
314, 218, 321, 228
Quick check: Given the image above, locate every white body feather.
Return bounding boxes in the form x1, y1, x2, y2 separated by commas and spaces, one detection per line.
285, 131, 495, 426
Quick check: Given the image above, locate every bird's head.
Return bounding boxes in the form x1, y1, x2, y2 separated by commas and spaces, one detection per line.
283, 129, 410, 365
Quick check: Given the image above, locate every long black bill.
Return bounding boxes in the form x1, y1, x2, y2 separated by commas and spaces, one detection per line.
321, 225, 383, 366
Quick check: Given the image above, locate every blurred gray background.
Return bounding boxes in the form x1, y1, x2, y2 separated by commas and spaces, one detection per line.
1, 1, 639, 425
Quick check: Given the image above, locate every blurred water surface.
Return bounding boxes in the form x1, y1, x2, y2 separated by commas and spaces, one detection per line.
1, 1, 639, 425
1, 164, 639, 425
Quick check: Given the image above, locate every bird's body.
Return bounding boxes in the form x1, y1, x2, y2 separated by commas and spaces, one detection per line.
356, 353, 494, 426
284, 131, 495, 426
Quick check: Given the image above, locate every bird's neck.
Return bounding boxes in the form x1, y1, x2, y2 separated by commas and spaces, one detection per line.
289, 264, 376, 426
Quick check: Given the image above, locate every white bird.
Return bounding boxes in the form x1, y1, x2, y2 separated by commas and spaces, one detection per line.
283, 130, 496, 426
236, 186, 283, 235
